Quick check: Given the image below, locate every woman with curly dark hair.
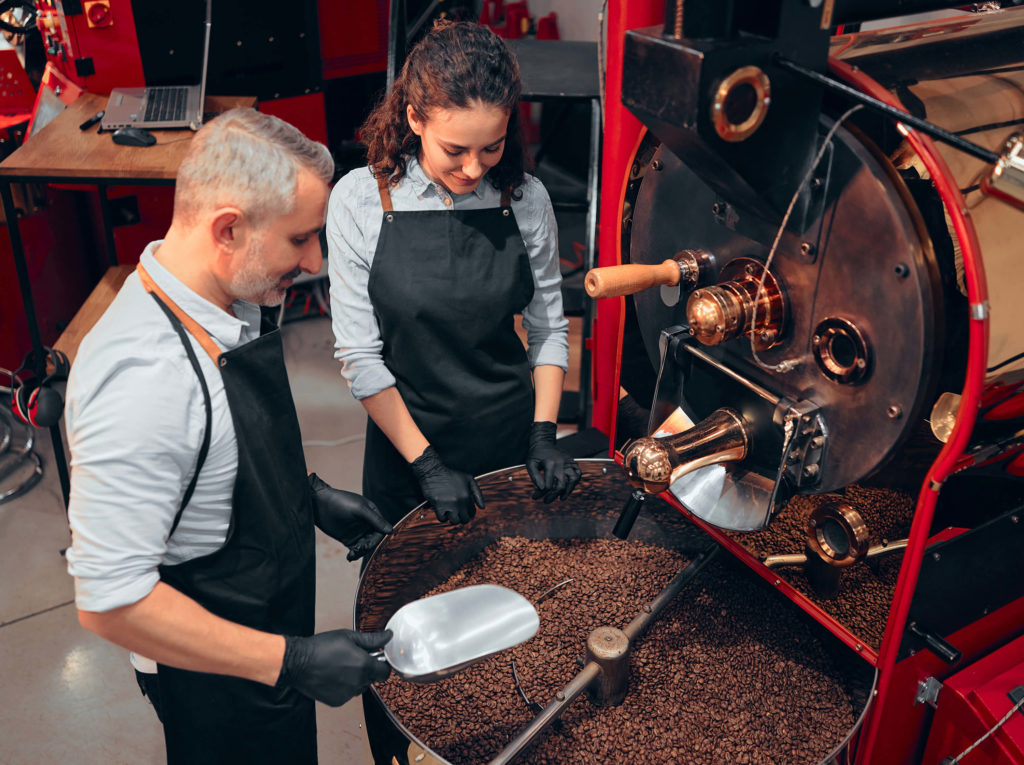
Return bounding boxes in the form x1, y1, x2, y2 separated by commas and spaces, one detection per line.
327, 20, 581, 533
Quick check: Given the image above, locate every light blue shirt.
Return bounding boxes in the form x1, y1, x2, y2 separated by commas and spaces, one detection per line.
65, 244, 262, 615
327, 157, 570, 400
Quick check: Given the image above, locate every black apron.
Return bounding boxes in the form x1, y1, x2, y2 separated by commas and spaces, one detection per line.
138, 265, 318, 765
362, 180, 536, 525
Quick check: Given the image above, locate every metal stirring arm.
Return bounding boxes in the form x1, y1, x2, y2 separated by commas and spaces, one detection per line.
488, 545, 719, 765
763, 538, 910, 569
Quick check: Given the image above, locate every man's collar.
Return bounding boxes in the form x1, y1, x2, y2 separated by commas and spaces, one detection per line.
140, 244, 258, 348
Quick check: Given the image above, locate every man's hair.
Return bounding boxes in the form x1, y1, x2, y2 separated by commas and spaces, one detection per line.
174, 108, 334, 227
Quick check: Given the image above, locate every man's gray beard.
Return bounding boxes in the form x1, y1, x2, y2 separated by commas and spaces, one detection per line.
229, 235, 287, 306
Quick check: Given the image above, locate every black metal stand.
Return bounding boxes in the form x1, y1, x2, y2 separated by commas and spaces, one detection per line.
1, 181, 71, 506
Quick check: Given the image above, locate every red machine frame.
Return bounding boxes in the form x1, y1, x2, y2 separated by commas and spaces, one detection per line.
593, 2, 1024, 762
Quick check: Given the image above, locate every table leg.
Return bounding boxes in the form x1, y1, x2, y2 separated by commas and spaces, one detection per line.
2, 181, 44, 357
96, 184, 120, 268
2, 181, 72, 510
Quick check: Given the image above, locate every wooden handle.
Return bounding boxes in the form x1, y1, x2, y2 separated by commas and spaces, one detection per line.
584, 260, 682, 299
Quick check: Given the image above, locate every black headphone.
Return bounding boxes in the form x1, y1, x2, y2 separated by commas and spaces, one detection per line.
9, 347, 69, 429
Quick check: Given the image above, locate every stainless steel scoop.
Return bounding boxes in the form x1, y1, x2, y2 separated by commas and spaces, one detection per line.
379, 584, 539, 683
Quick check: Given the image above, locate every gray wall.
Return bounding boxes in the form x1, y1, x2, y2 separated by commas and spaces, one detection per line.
529, 0, 603, 41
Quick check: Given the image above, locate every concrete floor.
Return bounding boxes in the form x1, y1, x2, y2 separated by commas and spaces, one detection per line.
0, 317, 375, 764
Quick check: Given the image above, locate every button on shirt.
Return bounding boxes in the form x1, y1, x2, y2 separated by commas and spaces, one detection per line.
327, 159, 570, 400
65, 243, 261, 615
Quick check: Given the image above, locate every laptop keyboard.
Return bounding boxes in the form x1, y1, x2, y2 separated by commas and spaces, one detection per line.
145, 87, 189, 122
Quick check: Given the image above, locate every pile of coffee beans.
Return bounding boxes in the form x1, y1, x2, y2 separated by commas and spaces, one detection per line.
725, 484, 916, 648
377, 537, 872, 763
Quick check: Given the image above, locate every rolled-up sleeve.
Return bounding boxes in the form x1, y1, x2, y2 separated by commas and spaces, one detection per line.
327, 170, 397, 400
66, 351, 201, 612
518, 178, 570, 371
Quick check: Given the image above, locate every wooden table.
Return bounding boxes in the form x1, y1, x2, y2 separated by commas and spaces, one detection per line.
0, 92, 256, 505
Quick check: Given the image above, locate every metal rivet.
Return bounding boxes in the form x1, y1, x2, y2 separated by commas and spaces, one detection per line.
219, 357, 227, 367
887, 405, 903, 420
386, 213, 394, 222
712, 202, 724, 216
652, 159, 663, 171
855, 643, 863, 651
800, 242, 816, 256
932, 552, 941, 562
503, 208, 510, 216
894, 263, 910, 278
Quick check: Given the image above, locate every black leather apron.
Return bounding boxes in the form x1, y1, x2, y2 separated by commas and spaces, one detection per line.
138, 265, 318, 765
362, 180, 536, 524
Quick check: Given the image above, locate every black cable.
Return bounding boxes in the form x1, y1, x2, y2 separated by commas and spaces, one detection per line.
775, 55, 999, 164
987, 350, 1024, 374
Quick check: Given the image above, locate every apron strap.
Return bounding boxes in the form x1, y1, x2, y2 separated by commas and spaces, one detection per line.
150, 293, 214, 536
136, 263, 215, 537
501, 187, 511, 207
137, 264, 223, 365
376, 175, 394, 212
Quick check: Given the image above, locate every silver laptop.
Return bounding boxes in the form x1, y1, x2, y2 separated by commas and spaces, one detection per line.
100, 0, 212, 132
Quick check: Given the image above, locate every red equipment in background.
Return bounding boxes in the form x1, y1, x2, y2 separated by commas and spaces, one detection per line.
2, 0, 353, 369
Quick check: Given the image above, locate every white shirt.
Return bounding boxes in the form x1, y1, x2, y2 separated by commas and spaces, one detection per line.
65, 243, 262, 615
327, 158, 570, 400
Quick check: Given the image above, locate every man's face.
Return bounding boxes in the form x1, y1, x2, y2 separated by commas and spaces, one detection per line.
229, 169, 328, 306
408, 101, 509, 195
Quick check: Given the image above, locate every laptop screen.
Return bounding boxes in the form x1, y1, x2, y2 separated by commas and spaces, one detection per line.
130, 0, 209, 88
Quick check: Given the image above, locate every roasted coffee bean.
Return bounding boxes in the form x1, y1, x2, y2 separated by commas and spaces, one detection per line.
377, 538, 872, 764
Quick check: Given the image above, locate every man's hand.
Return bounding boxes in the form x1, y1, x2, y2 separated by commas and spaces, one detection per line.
276, 629, 392, 706
309, 474, 392, 560
525, 421, 582, 503
410, 445, 485, 524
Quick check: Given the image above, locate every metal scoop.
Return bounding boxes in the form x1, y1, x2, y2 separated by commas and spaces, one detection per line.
379, 584, 539, 683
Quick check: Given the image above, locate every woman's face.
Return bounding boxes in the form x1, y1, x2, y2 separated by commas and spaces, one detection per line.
407, 101, 510, 194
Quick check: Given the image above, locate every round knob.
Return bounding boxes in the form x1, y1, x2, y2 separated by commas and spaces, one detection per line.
684, 258, 785, 350
623, 437, 672, 494
686, 286, 744, 346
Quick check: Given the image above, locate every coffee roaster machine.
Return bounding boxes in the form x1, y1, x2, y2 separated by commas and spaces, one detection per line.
583, 0, 1024, 761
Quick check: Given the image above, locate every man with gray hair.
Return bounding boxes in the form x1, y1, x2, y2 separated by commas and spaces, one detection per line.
64, 108, 392, 763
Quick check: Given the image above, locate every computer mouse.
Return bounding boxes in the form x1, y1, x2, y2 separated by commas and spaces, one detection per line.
111, 127, 157, 147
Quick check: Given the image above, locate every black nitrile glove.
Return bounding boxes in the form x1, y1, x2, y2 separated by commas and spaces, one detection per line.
410, 445, 485, 524
526, 421, 582, 503
309, 473, 393, 561
276, 628, 392, 707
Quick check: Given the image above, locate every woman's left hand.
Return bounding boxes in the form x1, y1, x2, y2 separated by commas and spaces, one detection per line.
526, 421, 582, 503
